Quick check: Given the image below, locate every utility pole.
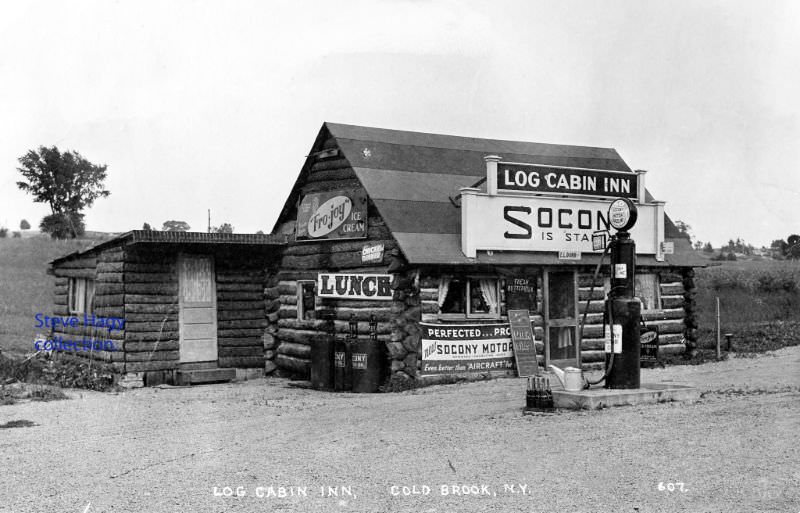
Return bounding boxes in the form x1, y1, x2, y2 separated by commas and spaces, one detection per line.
208, 209, 211, 233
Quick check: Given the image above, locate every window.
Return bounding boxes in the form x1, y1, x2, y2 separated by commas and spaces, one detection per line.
68, 278, 95, 314
438, 276, 500, 318
297, 281, 316, 320
635, 273, 661, 310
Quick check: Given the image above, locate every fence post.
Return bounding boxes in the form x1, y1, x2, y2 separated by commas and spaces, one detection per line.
715, 296, 721, 359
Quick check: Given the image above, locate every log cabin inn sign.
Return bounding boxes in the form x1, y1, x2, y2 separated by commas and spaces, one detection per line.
46, 123, 704, 389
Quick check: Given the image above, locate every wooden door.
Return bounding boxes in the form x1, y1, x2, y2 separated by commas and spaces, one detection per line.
543, 269, 581, 369
178, 255, 218, 363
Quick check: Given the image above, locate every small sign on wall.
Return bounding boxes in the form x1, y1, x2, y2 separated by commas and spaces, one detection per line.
361, 243, 385, 263
660, 241, 674, 255
558, 250, 581, 260
317, 273, 393, 301
505, 277, 537, 311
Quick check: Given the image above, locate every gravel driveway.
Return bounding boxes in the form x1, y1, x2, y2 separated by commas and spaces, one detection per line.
2, 347, 799, 513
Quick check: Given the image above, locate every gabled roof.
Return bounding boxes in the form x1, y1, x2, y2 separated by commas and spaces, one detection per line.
278, 122, 703, 267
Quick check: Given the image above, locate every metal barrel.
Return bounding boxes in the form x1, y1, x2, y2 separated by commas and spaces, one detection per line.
310, 335, 335, 391
333, 338, 352, 392
351, 336, 386, 393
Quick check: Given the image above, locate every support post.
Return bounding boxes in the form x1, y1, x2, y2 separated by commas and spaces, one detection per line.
716, 297, 721, 359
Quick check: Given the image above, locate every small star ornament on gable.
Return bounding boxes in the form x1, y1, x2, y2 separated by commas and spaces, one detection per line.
362, 148, 371, 158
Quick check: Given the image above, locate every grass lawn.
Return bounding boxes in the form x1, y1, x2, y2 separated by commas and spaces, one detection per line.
0, 236, 97, 355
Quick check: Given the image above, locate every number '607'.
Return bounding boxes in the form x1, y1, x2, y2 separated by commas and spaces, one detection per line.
658, 482, 686, 492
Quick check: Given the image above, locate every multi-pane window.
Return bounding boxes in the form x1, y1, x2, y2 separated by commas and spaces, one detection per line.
438, 277, 500, 318
68, 278, 95, 314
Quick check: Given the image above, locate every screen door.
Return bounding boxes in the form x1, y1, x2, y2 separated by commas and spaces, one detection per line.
543, 269, 580, 369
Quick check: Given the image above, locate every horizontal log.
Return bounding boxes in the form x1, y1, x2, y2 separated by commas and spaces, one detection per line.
219, 346, 262, 358
641, 308, 684, 321
263, 333, 276, 349
125, 294, 178, 304
580, 338, 605, 351
578, 288, 606, 301
217, 291, 264, 301
661, 296, 684, 309
218, 356, 263, 368
125, 350, 179, 362
126, 313, 178, 323
277, 341, 312, 359
217, 300, 265, 310
264, 286, 280, 299
218, 318, 267, 329
283, 238, 397, 257
281, 251, 380, 270
56, 257, 97, 269
419, 289, 438, 302
580, 350, 606, 363
276, 328, 327, 345
125, 361, 177, 372
325, 308, 393, 322
53, 296, 68, 305
123, 251, 175, 264
579, 301, 605, 314
94, 294, 124, 307
216, 282, 264, 292
98, 250, 124, 263
94, 307, 125, 318
124, 263, 173, 273
308, 157, 350, 172
125, 331, 179, 342
659, 333, 683, 345
54, 284, 69, 295
216, 273, 265, 284
277, 281, 298, 294
660, 343, 685, 355
126, 321, 179, 332
303, 167, 356, 183
53, 268, 96, 279
124, 272, 175, 283
274, 354, 309, 374
53, 305, 69, 315
218, 309, 265, 321
421, 301, 438, 314
126, 283, 178, 295
660, 282, 684, 295
219, 337, 263, 347
279, 294, 298, 305
54, 276, 69, 286
276, 318, 392, 335
97, 272, 124, 284
646, 320, 684, 334
218, 328, 264, 338
124, 340, 180, 352
274, 271, 317, 282
317, 299, 398, 309
126, 303, 178, 314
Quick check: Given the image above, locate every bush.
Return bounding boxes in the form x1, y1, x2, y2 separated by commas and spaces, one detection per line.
0, 228, 7, 238
40, 212, 85, 239
12, 231, 21, 238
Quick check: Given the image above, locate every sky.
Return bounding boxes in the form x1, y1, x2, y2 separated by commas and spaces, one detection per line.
0, 0, 797, 247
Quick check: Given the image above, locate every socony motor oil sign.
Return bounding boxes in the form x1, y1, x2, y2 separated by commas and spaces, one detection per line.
296, 189, 368, 241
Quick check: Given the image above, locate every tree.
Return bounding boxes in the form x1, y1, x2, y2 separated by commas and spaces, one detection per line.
693, 240, 703, 251
770, 239, 788, 259
142, 222, 152, 230
673, 220, 693, 241
16, 146, 109, 238
211, 223, 234, 234
703, 242, 714, 253
162, 220, 190, 232
19, 219, 30, 230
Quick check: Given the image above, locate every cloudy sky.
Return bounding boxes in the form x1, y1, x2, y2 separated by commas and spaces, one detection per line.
1, 0, 797, 247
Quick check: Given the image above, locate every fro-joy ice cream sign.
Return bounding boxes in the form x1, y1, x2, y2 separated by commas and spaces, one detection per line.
296, 189, 368, 241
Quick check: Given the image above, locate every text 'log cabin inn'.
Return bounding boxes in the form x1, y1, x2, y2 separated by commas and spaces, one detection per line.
48, 123, 705, 387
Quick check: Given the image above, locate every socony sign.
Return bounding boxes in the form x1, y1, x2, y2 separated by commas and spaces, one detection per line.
307, 196, 352, 237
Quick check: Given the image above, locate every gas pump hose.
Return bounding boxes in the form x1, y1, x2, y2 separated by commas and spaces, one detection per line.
578, 241, 614, 387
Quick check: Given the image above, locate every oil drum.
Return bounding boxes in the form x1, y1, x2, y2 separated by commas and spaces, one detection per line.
351, 337, 386, 393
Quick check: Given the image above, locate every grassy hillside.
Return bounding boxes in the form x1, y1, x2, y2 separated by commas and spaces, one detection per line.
0, 236, 98, 354
693, 259, 800, 354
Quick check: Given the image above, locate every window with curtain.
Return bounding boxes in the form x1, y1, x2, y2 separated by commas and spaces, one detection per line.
438, 276, 500, 318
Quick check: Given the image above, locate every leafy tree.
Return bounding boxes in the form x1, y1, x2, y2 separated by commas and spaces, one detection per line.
726, 252, 737, 261
16, 146, 110, 238
0, 228, 7, 238
162, 220, 190, 232
142, 222, 152, 230
673, 220, 693, 241
693, 240, 703, 250
20, 219, 30, 230
255, 230, 264, 235
41, 212, 85, 238
211, 223, 234, 234
703, 242, 714, 253
770, 239, 788, 259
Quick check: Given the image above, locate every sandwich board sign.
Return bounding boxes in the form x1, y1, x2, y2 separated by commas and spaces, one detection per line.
508, 309, 539, 377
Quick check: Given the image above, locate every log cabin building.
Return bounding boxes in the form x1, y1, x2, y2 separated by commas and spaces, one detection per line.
49, 122, 704, 387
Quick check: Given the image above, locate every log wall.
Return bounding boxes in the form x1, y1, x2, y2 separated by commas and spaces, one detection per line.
51, 246, 125, 372
123, 247, 179, 373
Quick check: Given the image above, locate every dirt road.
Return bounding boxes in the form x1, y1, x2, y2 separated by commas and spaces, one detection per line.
2, 347, 799, 513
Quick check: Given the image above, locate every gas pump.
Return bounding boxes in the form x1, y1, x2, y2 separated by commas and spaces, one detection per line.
603, 198, 641, 389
